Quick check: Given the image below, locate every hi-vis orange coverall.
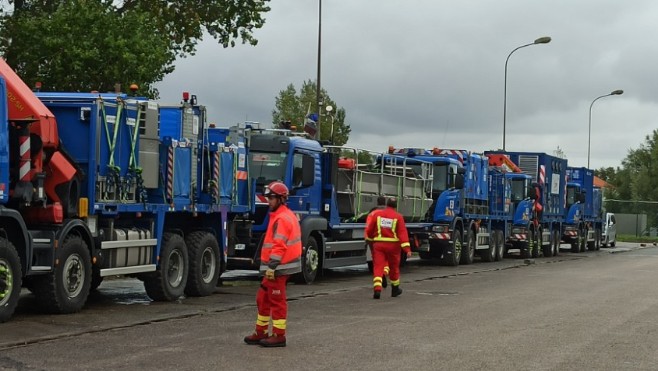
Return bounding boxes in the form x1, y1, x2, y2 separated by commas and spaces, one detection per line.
365, 206, 411, 292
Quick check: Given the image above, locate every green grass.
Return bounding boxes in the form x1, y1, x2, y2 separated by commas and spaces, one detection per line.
617, 234, 658, 243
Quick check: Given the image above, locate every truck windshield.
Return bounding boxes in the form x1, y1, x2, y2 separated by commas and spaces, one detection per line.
510, 178, 527, 202
409, 163, 449, 192
249, 151, 288, 187
566, 185, 578, 208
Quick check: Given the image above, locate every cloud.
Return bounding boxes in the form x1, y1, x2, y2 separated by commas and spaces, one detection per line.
156, 0, 658, 169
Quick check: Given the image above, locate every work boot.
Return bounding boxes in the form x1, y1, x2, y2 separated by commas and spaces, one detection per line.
244, 332, 268, 345
373, 290, 381, 299
391, 285, 402, 297
259, 334, 286, 347
381, 275, 388, 289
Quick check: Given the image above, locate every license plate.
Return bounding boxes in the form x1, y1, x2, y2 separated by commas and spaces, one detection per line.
234, 244, 246, 250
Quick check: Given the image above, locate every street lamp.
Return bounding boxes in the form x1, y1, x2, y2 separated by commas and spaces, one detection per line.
316, 0, 322, 140
325, 105, 336, 144
588, 89, 623, 168
503, 36, 551, 151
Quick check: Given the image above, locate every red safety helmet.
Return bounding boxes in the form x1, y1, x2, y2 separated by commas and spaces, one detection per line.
264, 181, 289, 200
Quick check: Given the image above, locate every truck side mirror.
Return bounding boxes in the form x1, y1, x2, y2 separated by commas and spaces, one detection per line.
454, 174, 464, 189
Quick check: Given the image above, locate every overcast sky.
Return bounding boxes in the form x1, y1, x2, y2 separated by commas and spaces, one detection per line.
156, 0, 658, 170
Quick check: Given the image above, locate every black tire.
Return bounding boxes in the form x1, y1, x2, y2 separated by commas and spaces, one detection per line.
33, 235, 91, 314
185, 232, 220, 297
580, 228, 588, 253
296, 236, 320, 284
144, 233, 188, 301
587, 228, 596, 251
460, 229, 475, 265
0, 238, 22, 323
495, 230, 505, 261
482, 231, 496, 262
541, 228, 552, 257
552, 229, 561, 256
90, 265, 103, 291
595, 229, 601, 251
443, 230, 462, 266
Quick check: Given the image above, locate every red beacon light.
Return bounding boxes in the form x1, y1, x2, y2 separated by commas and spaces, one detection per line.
182, 91, 190, 102
130, 83, 139, 93
432, 147, 441, 155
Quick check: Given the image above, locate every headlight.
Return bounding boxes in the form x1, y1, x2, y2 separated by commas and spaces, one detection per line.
432, 225, 448, 233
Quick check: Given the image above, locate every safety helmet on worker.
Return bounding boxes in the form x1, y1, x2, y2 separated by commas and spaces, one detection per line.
265, 181, 289, 201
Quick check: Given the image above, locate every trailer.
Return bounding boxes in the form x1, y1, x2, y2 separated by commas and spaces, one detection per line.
0, 58, 248, 322
225, 124, 435, 283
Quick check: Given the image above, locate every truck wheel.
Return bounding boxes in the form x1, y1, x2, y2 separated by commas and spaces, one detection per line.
296, 236, 320, 284
541, 228, 552, 257
587, 228, 596, 251
33, 235, 91, 314
185, 232, 220, 297
482, 231, 496, 262
580, 228, 587, 253
595, 229, 601, 251
460, 229, 475, 265
443, 230, 462, 266
495, 230, 504, 261
0, 238, 22, 323
144, 233, 188, 301
552, 230, 561, 256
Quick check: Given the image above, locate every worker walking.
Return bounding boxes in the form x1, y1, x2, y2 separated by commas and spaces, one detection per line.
244, 181, 302, 347
366, 195, 389, 288
365, 197, 412, 299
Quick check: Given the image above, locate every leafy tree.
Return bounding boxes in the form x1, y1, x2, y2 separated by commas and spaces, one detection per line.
272, 80, 351, 145
0, 0, 270, 96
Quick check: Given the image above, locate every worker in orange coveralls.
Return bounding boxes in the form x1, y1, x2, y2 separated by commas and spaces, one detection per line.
366, 195, 389, 289
244, 181, 302, 347
365, 197, 412, 299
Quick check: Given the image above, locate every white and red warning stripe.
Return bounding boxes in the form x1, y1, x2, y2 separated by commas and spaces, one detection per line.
213, 151, 220, 198
167, 146, 174, 200
430, 233, 451, 240
19, 135, 31, 181
236, 170, 247, 180
512, 234, 527, 241
564, 230, 577, 236
539, 165, 546, 185
255, 194, 268, 205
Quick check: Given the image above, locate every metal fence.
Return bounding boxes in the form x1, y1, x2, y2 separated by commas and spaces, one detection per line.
604, 199, 657, 237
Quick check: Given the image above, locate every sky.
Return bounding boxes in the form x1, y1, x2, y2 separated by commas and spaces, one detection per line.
156, 0, 658, 170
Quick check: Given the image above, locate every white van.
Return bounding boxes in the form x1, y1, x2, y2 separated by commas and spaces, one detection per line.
601, 212, 617, 247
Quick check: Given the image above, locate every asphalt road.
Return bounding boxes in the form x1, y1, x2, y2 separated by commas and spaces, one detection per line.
1, 242, 658, 371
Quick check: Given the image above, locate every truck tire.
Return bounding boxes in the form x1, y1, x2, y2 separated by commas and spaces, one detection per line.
295, 236, 320, 284
482, 231, 496, 262
0, 238, 22, 323
185, 232, 220, 297
442, 230, 462, 266
541, 228, 552, 257
587, 228, 596, 251
144, 233, 188, 301
580, 228, 587, 253
595, 229, 601, 251
495, 230, 505, 261
33, 235, 91, 314
552, 230, 561, 256
460, 229, 475, 265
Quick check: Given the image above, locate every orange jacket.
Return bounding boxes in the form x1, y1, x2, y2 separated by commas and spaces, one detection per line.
365, 206, 411, 253
260, 205, 302, 276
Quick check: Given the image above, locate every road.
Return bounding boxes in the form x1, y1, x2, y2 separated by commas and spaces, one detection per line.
1, 243, 658, 371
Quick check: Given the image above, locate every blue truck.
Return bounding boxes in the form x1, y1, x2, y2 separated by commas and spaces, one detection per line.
0, 58, 248, 322
386, 147, 503, 266
486, 151, 567, 258
564, 166, 603, 252
224, 124, 435, 283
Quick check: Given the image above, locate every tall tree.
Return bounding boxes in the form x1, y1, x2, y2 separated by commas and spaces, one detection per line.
272, 80, 351, 145
0, 0, 270, 96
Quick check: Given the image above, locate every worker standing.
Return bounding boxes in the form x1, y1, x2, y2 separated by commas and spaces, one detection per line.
365, 195, 389, 288
244, 181, 302, 347
365, 197, 412, 299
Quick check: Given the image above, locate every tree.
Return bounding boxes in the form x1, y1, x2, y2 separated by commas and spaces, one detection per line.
0, 0, 270, 96
272, 80, 351, 145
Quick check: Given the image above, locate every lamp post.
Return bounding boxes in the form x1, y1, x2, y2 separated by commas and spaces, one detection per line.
316, 0, 322, 140
503, 36, 551, 151
588, 89, 623, 168
325, 105, 336, 144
